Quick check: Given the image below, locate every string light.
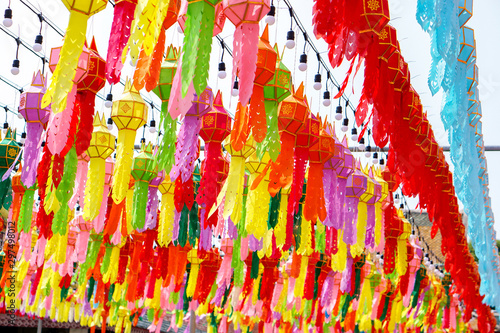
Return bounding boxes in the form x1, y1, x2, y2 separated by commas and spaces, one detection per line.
218, 40, 227, 79
232, 77, 239, 97
3, 2, 12, 28
285, 8, 295, 49
33, 13, 43, 52
11, 37, 20, 75
265, 0, 276, 25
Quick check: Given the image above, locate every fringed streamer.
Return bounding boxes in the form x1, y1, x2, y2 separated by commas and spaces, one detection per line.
112, 130, 137, 204
303, 163, 326, 222
351, 201, 367, 258
158, 193, 175, 246
249, 85, 267, 142
133, 26, 166, 92
106, 0, 136, 84
170, 116, 200, 183
322, 168, 336, 227
157, 110, 177, 172
334, 177, 347, 230
168, 56, 197, 120
232, 23, 260, 106
141, 0, 171, 57
75, 91, 96, 157
268, 133, 294, 196
145, 186, 160, 230
245, 173, 271, 240
41, 11, 88, 113
18, 188, 35, 233
223, 156, 245, 219
256, 100, 280, 161
197, 142, 221, 228
68, 157, 88, 210
343, 196, 359, 245
230, 103, 250, 152
132, 181, 149, 230
83, 158, 106, 221
365, 204, 376, 248
46, 85, 78, 156
22, 122, 44, 188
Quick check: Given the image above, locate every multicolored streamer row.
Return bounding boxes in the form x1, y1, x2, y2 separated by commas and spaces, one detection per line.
415, 0, 500, 309
0, 0, 495, 332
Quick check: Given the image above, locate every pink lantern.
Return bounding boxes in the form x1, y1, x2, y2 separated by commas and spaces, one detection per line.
18, 71, 50, 188
223, 0, 270, 106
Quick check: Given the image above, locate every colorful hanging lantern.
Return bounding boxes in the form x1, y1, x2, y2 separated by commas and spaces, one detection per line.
259, 44, 292, 161
18, 71, 50, 188
131, 143, 158, 230
83, 113, 115, 221
359, 0, 390, 37
249, 25, 277, 143
106, 0, 138, 84
268, 83, 308, 196
170, 87, 213, 183
197, 91, 231, 229
158, 175, 175, 247
222, 135, 255, 224
10, 164, 24, 223
304, 118, 334, 223
344, 162, 367, 246
223, 0, 270, 106
75, 38, 106, 157
111, 79, 147, 204
179, 0, 223, 96
0, 129, 21, 211
41, 0, 107, 113
152, 46, 180, 172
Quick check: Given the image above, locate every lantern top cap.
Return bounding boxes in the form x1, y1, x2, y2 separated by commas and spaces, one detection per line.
261, 24, 269, 43
31, 70, 46, 88
90, 37, 98, 52
140, 142, 154, 155
294, 82, 305, 99
165, 45, 180, 62
214, 90, 224, 108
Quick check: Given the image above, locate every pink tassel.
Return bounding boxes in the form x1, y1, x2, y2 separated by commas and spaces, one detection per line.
46, 84, 77, 155
106, 0, 137, 84
233, 23, 260, 106
168, 57, 197, 120
22, 122, 44, 188
69, 157, 89, 209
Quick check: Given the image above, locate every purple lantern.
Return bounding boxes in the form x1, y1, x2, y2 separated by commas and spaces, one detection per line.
170, 86, 213, 183
344, 161, 367, 245
18, 71, 50, 188
145, 169, 166, 231
365, 168, 382, 248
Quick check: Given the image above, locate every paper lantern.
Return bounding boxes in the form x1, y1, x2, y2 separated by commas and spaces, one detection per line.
179, 0, 222, 96
259, 44, 292, 161
111, 79, 147, 204
249, 25, 277, 143
359, 0, 390, 36
223, 0, 270, 106
131, 143, 158, 230
197, 91, 231, 228
378, 25, 399, 61
42, 0, 107, 113
304, 119, 334, 223
106, 0, 138, 84
344, 161, 367, 245
458, 27, 475, 64
170, 87, 213, 184
0, 128, 21, 172
222, 135, 255, 224
18, 71, 50, 188
75, 38, 106, 157
83, 113, 115, 220
158, 175, 175, 246
153, 46, 180, 172
458, 0, 473, 27
269, 83, 308, 196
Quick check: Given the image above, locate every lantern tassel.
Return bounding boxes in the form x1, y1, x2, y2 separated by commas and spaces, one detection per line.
303, 163, 327, 222
69, 157, 88, 210
157, 110, 177, 172
257, 100, 280, 161
106, 0, 137, 84
112, 130, 136, 204
75, 90, 96, 156
41, 11, 88, 113
18, 188, 35, 233
249, 85, 267, 142
223, 156, 245, 219
22, 122, 44, 188
132, 180, 149, 230
84, 157, 106, 221
170, 116, 200, 183
158, 193, 175, 247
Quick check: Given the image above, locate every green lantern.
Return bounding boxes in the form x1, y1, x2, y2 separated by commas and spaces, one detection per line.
259, 45, 292, 161
152, 45, 180, 172
131, 143, 158, 230
0, 129, 21, 212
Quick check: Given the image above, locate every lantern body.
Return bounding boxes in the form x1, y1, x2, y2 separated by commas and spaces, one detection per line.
309, 126, 334, 164
336, 138, 354, 179
0, 129, 21, 170
19, 72, 50, 125
458, 27, 475, 64
295, 112, 319, 149
49, 43, 91, 84
77, 38, 105, 93
263, 45, 291, 103
152, 46, 180, 103
61, 0, 107, 15
159, 175, 175, 195
223, 0, 269, 26
278, 83, 308, 135
323, 124, 344, 171
86, 113, 115, 159
346, 165, 368, 198
187, 87, 213, 118
359, 0, 390, 36
200, 92, 231, 143
255, 27, 277, 86
132, 143, 158, 182
378, 25, 399, 61
11, 165, 23, 193
111, 79, 148, 130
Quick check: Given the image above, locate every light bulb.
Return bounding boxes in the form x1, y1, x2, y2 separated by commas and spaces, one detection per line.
105, 93, 113, 108
350, 128, 358, 141
358, 138, 365, 151
372, 152, 378, 165
365, 145, 371, 158
177, 24, 183, 34
20, 132, 26, 144
218, 62, 226, 79
265, 5, 276, 25
107, 117, 113, 131
33, 34, 43, 52
341, 118, 348, 132
335, 105, 342, 121
322, 91, 331, 107
313, 73, 322, 90
232, 80, 239, 97
11, 59, 19, 75
298, 53, 307, 71
17, 112, 23, 120
286, 30, 295, 49
149, 120, 156, 133
394, 194, 400, 205
3, 8, 12, 27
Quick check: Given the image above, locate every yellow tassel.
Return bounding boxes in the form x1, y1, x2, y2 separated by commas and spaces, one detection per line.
332, 231, 347, 272
55, 231, 69, 264
293, 256, 308, 298
374, 202, 383, 246
158, 193, 175, 247
274, 190, 289, 248
224, 156, 245, 221
113, 130, 137, 204
245, 172, 271, 239
84, 157, 106, 220
41, 11, 88, 113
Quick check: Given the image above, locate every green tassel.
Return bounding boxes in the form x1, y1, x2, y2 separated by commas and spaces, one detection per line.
192, 3, 216, 95
257, 100, 281, 161
87, 277, 95, 302
181, 2, 204, 97
179, 205, 189, 247
267, 189, 281, 229
147, 308, 154, 322
293, 203, 303, 250
100, 245, 113, 276
158, 110, 177, 172
52, 147, 77, 235
109, 284, 115, 302
19, 188, 35, 233
250, 251, 260, 279
132, 180, 149, 230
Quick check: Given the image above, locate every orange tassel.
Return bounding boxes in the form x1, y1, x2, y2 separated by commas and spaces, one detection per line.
230, 102, 250, 152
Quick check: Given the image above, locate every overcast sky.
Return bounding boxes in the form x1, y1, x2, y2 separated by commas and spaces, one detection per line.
1, 0, 499, 237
